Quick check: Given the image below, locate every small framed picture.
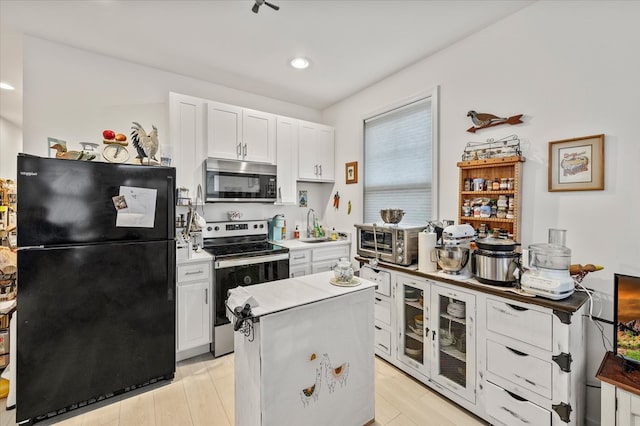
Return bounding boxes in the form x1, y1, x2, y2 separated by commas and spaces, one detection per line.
299, 190, 308, 207
548, 134, 604, 192
346, 161, 358, 184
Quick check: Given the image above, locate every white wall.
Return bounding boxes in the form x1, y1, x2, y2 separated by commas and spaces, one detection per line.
323, 2, 640, 424
21, 36, 332, 231
0, 116, 22, 179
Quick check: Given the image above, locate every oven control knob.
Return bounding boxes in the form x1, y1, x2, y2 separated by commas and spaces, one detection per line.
207, 226, 213, 231
397, 255, 404, 263
396, 247, 403, 254
259, 224, 264, 228
214, 226, 220, 231
253, 224, 258, 229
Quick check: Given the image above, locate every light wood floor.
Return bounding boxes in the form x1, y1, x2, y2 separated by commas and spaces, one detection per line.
1, 354, 488, 426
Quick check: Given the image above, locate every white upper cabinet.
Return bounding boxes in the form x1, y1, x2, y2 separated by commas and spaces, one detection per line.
169, 92, 206, 197
275, 116, 298, 205
242, 108, 276, 164
206, 101, 242, 160
206, 101, 276, 164
298, 121, 335, 182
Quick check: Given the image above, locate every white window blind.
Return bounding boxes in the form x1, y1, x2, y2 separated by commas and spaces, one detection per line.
364, 97, 433, 225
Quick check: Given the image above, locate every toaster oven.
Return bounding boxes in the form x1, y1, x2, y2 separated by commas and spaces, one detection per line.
355, 223, 427, 266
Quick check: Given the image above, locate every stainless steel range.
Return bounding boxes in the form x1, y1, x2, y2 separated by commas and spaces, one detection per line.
202, 220, 289, 357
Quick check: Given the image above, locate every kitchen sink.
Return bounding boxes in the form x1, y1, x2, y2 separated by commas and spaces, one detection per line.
299, 237, 333, 243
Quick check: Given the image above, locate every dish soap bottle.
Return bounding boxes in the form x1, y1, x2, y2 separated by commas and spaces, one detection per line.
294, 225, 300, 239
331, 228, 338, 240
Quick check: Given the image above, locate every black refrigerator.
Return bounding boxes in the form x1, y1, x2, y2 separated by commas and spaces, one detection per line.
16, 154, 176, 424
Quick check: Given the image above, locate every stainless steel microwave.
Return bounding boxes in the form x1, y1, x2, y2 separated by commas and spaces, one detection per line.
205, 158, 277, 203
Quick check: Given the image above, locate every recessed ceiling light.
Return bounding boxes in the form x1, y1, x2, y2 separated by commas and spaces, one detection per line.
290, 57, 310, 70
0, 82, 15, 91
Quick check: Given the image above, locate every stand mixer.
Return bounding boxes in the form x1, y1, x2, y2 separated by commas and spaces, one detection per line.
520, 228, 575, 300
435, 224, 476, 277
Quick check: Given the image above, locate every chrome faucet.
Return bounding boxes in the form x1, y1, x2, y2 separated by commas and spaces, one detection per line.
306, 208, 317, 238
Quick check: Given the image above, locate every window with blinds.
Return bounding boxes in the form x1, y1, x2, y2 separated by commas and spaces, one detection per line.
364, 95, 436, 225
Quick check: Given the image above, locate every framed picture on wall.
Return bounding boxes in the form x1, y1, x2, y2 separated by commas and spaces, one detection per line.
548, 134, 604, 192
299, 190, 308, 207
346, 161, 358, 184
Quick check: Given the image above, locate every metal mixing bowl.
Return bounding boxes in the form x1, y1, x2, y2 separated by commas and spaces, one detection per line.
380, 209, 405, 224
435, 246, 470, 274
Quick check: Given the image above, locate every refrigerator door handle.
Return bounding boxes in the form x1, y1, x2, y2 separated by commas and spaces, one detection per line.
168, 242, 176, 302
168, 175, 175, 238
205, 288, 208, 304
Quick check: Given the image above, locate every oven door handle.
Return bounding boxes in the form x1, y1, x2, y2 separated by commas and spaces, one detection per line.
215, 252, 289, 269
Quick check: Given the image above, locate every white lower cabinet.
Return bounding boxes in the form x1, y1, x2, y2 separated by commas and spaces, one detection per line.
481, 295, 586, 425
176, 258, 212, 361
485, 380, 551, 425
361, 265, 393, 359
288, 248, 311, 278
394, 274, 476, 403
287, 243, 350, 277
431, 284, 476, 403
365, 264, 587, 425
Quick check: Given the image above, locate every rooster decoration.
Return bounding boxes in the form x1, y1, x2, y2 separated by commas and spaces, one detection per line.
130, 122, 159, 165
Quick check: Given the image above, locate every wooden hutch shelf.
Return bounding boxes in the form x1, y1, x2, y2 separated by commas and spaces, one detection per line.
457, 156, 525, 241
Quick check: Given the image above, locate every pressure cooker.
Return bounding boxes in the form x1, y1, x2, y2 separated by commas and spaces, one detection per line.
471, 237, 521, 286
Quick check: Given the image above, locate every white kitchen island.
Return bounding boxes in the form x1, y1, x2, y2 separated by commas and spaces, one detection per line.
228, 271, 376, 426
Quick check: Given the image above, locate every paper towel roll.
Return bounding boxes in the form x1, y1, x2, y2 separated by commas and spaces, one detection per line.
418, 232, 438, 272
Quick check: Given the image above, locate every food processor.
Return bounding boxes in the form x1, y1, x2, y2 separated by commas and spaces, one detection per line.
435, 224, 476, 276
520, 228, 575, 300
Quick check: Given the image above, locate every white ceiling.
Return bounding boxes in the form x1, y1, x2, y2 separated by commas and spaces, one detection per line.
0, 0, 533, 128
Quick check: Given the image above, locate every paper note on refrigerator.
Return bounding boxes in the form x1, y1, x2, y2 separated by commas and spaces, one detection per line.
115, 186, 157, 228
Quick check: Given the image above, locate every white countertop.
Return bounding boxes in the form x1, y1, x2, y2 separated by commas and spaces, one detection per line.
177, 248, 213, 264
227, 271, 375, 319
272, 237, 350, 250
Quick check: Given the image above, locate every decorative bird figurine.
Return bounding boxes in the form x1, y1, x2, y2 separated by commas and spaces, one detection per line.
466, 110, 524, 133
467, 111, 508, 127
130, 122, 159, 165
49, 142, 96, 161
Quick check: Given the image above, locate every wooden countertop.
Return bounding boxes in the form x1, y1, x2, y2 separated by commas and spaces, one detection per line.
355, 256, 589, 314
597, 351, 640, 397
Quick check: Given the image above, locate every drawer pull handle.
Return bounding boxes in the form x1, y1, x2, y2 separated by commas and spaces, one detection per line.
375, 325, 382, 330
505, 390, 528, 402
378, 344, 389, 351
500, 405, 530, 423
432, 330, 436, 341
506, 346, 528, 357
185, 270, 203, 275
375, 298, 382, 302
507, 303, 528, 311
293, 255, 306, 260
514, 374, 537, 387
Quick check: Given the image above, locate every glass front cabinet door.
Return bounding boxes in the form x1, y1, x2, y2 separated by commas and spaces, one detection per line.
396, 275, 430, 378
430, 284, 476, 403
